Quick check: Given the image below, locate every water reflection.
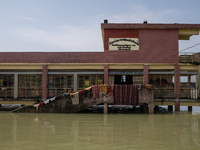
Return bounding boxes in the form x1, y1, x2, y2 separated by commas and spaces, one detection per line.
0, 112, 200, 149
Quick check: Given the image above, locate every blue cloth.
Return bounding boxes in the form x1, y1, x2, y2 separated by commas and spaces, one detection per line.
64, 93, 70, 96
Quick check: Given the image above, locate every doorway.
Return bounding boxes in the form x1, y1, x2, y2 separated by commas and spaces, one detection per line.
114, 75, 133, 85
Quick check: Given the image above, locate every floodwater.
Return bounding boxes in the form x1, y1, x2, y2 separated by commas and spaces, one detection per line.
1, 107, 200, 150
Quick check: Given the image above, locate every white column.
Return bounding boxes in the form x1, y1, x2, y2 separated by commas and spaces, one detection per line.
74, 73, 77, 92
14, 73, 18, 98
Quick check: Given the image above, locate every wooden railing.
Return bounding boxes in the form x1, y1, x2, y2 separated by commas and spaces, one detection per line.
0, 87, 14, 99
18, 88, 42, 99
179, 52, 199, 63
154, 88, 175, 99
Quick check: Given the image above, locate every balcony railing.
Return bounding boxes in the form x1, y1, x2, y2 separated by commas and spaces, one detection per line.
154, 88, 175, 99
179, 52, 199, 64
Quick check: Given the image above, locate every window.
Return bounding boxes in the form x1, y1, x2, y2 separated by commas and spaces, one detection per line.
78, 75, 104, 89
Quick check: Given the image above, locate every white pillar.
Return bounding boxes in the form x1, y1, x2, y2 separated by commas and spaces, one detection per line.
74, 73, 77, 92
14, 73, 18, 98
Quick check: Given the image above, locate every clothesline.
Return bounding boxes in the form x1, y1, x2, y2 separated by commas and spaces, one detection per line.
34, 84, 147, 109
34, 84, 112, 107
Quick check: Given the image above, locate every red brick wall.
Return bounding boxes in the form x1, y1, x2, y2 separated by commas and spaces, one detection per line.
175, 63, 180, 99
104, 64, 108, 84
103, 29, 179, 63
143, 65, 148, 84
0, 29, 179, 64
104, 29, 139, 50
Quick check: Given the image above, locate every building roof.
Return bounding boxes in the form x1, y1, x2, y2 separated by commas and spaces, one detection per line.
101, 23, 200, 40
101, 23, 200, 29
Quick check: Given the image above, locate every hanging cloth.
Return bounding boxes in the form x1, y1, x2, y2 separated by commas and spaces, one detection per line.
70, 93, 75, 98
33, 104, 39, 112
133, 85, 139, 106
79, 90, 85, 101
119, 85, 123, 105
44, 100, 49, 105
92, 85, 99, 98
114, 85, 119, 105
50, 97, 55, 102
128, 85, 133, 105
85, 87, 91, 91
124, 85, 128, 105
99, 84, 108, 93
72, 92, 79, 105
64, 93, 70, 96
39, 102, 44, 106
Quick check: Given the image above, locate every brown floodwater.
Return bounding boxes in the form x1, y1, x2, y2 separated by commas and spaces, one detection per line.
0, 108, 200, 150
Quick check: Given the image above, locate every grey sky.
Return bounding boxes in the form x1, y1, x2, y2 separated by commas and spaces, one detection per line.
0, 0, 200, 52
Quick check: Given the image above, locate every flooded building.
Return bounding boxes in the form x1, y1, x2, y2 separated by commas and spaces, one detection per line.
0, 20, 200, 111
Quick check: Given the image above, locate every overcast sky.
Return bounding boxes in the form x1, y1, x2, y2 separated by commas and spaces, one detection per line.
0, 0, 200, 52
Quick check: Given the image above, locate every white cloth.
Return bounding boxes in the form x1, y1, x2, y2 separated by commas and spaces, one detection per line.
33, 104, 39, 107
33, 104, 39, 112
44, 100, 49, 105
50, 97, 55, 102
72, 92, 79, 105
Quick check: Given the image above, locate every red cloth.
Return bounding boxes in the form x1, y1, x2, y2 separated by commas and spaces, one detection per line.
92, 85, 99, 98
124, 85, 128, 105
128, 85, 133, 105
119, 85, 123, 105
133, 85, 138, 106
114, 85, 138, 106
114, 85, 119, 105
109, 87, 112, 92
79, 90, 85, 101
39, 102, 44, 106
107, 85, 114, 96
